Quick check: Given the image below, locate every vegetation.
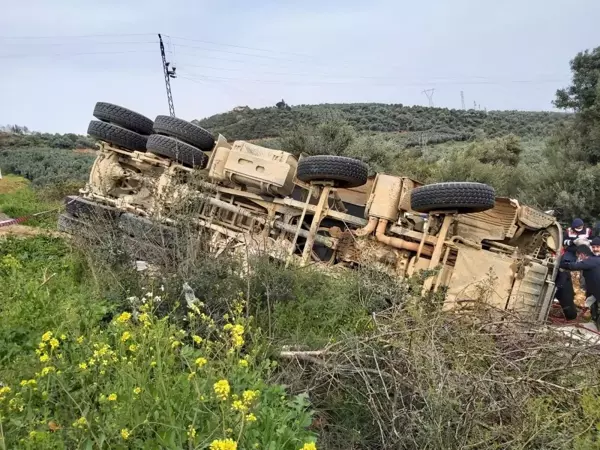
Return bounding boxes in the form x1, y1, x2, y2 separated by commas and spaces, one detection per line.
0, 175, 63, 228
0, 128, 96, 150
196, 103, 571, 142
3, 215, 600, 449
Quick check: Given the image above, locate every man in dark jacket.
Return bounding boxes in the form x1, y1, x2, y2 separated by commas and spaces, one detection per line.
592, 236, 600, 256
560, 245, 600, 322
555, 219, 593, 320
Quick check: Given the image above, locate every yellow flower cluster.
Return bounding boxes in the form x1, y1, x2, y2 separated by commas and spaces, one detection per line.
223, 324, 245, 349
300, 443, 317, 450
138, 312, 151, 327
209, 438, 237, 450
187, 425, 197, 439
120, 428, 130, 440
121, 332, 132, 342
40, 366, 55, 377
19, 379, 36, 388
41, 331, 53, 342
232, 400, 248, 413
213, 379, 230, 401
133, 387, 142, 395
72, 417, 87, 429
195, 357, 207, 367
108, 393, 118, 402
116, 312, 132, 324
246, 413, 257, 422
192, 335, 203, 345
0, 386, 11, 401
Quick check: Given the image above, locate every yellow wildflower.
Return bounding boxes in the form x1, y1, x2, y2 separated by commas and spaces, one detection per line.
242, 390, 259, 406
188, 372, 196, 381
40, 366, 55, 376
171, 340, 181, 349
238, 359, 249, 368
300, 443, 317, 450
100, 370, 106, 375
187, 425, 196, 439
121, 331, 131, 342
133, 387, 142, 395
79, 362, 88, 370
0, 386, 11, 397
116, 312, 132, 324
128, 344, 137, 352
27, 379, 36, 386
108, 393, 117, 402
60, 334, 67, 340
39, 354, 49, 363
246, 413, 257, 422
150, 361, 157, 367
20, 380, 27, 387
232, 400, 248, 413
213, 379, 230, 401
120, 428, 130, 440
192, 335, 202, 344
72, 416, 87, 428
77, 336, 84, 344
88, 358, 96, 366
49, 338, 59, 350
195, 357, 207, 367
209, 438, 237, 450
41, 331, 53, 342
38, 342, 46, 350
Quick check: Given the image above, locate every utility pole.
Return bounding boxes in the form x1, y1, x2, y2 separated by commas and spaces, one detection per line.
460, 91, 465, 110
158, 33, 176, 117
473, 101, 477, 110
422, 89, 435, 107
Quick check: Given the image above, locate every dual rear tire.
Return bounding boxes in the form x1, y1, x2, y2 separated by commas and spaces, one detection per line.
87, 103, 214, 169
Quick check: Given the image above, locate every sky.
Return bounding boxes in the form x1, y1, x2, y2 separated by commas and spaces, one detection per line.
0, 0, 598, 134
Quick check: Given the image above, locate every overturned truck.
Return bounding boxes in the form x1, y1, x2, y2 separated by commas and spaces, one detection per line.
60, 102, 564, 323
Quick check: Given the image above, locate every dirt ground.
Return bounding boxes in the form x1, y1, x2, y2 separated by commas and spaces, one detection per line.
0, 224, 65, 239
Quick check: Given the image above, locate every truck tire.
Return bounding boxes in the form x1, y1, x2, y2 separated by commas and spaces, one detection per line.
87, 120, 147, 152
296, 155, 369, 188
93, 102, 154, 135
410, 182, 496, 214
153, 116, 215, 151
65, 196, 119, 221
146, 134, 208, 168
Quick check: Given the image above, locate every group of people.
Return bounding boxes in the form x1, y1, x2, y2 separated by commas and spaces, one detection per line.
556, 218, 600, 321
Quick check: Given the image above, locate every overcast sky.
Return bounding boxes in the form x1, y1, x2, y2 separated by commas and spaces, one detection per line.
0, 0, 598, 134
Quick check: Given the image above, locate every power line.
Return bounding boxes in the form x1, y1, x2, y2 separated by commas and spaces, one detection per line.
0, 49, 156, 59
0, 33, 156, 39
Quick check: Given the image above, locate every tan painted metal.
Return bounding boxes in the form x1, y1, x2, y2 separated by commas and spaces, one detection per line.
78, 137, 562, 324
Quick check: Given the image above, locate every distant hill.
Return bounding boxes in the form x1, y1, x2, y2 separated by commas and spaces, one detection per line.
195, 103, 572, 142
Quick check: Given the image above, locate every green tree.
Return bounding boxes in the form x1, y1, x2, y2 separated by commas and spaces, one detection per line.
553, 46, 600, 164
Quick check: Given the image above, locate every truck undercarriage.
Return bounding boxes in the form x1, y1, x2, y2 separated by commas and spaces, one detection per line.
59, 102, 564, 325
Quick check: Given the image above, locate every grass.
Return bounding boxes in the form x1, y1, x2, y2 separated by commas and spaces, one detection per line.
0, 175, 62, 228
0, 174, 29, 195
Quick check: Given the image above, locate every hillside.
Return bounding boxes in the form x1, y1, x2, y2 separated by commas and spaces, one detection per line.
195, 103, 572, 142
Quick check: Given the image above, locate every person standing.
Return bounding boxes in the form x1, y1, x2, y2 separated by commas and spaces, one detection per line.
591, 236, 600, 256
560, 245, 600, 326
555, 218, 592, 320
